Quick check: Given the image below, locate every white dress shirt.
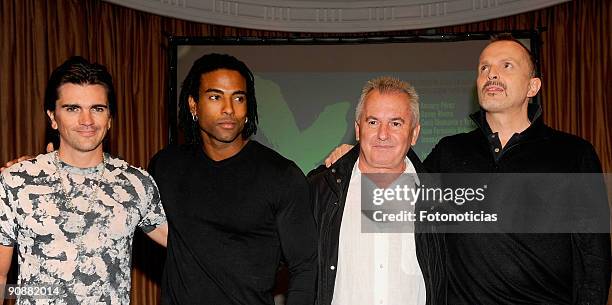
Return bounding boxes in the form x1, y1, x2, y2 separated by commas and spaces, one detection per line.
331, 157, 426, 305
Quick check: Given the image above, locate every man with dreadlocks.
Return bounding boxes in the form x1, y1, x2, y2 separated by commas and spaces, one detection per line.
149, 53, 317, 305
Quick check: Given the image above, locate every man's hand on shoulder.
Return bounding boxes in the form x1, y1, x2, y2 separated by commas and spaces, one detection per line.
1, 155, 34, 172
0, 142, 55, 172
324, 144, 354, 168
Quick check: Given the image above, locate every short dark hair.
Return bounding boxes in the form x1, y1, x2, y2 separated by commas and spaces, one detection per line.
489, 33, 537, 77
179, 53, 258, 144
44, 56, 116, 115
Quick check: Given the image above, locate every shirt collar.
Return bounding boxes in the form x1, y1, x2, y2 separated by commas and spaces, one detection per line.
470, 102, 543, 136
353, 156, 420, 185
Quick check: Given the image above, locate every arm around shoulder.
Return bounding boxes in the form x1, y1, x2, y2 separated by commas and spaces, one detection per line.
146, 223, 168, 247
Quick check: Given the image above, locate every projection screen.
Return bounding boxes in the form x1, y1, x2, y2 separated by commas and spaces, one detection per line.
169, 33, 538, 172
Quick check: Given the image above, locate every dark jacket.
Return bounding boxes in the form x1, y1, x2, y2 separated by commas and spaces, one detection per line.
424, 108, 604, 174
423, 108, 611, 305
308, 145, 446, 305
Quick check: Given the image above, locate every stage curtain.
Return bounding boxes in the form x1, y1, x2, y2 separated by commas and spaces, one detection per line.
1, 0, 609, 304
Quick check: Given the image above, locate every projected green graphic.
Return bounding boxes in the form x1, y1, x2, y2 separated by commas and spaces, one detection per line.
252, 74, 478, 172
255, 75, 351, 172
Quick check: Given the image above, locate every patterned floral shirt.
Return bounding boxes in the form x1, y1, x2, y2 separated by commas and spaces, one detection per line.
0, 152, 167, 305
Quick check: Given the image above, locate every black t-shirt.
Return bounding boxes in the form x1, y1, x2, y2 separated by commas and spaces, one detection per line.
150, 141, 317, 305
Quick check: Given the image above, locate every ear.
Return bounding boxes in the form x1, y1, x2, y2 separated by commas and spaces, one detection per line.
410, 123, 421, 146
188, 96, 197, 116
107, 116, 112, 131
46, 110, 58, 130
527, 77, 542, 98
354, 120, 360, 142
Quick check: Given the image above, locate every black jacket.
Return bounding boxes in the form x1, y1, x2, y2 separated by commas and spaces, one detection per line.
308, 145, 446, 305
424, 106, 605, 174
423, 108, 611, 305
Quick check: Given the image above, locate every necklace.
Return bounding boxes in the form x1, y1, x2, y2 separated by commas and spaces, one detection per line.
53, 151, 106, 211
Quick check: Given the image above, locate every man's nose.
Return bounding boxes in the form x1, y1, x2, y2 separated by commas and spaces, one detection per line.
222, 98, 234, 115
487, 66, 499, 80
79, 110, 94, 125
377, 123, 389, 140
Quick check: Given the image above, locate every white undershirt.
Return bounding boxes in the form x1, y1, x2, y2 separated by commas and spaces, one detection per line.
331, 157, 426, 305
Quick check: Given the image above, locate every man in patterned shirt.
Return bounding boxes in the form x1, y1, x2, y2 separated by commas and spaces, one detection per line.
0, 56, 168, 304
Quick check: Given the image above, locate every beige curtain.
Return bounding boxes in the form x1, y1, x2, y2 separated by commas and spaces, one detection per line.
1, 0, 610, 304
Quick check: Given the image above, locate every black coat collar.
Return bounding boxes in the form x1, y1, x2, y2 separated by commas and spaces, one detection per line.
469, 102, 549, 142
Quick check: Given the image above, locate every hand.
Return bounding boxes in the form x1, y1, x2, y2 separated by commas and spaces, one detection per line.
146, 223, 168, 248
1, 155, 33, 172
324, 144, 354, 168
0, 142, 55, 172
46, 142, 55, 153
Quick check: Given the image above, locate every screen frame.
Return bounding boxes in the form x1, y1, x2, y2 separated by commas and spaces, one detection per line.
166, 30, 541, 144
